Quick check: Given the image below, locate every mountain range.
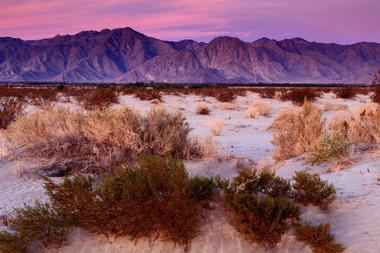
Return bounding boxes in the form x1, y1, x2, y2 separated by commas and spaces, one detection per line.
1, 27, 380, 84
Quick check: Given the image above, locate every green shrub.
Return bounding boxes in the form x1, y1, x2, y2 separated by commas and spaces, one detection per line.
46, 155, 205, 243
0, 202, 71, 253
189, 176, 216, 202
294, 223, 344, 253
230, 169, 293, 198
0, 155, 213, 251
223, 168, 299, 245
306, 131, 350, 165
293, 171, 336, 209
224, 192, 299, 245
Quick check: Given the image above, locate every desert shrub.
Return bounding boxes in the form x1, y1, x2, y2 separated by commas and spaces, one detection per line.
3, 107, 199, 173
195, 103, 211, 115
244, 102, 272, 118
223, 169, 299, 245
278, 88, 322, 105
254, 88, 276, 99
0, 232, 27, 253
229, 169, 293, 198
306, 131, 350, 165
73, 87, 119, 110
133, 89, 162, 101
220, 102, 239, 110
294, 223, 344, 253
0, 156, 211, 251
333, 88, 356, 99
0, 202, 71, 253
48, 155, 203, 243
269, 101, 325, 160
189, 176, 216, 202
210, 118, 223, 136
196, 136, 220, 165
0, 97, 25, 129
293, 171, 336, 209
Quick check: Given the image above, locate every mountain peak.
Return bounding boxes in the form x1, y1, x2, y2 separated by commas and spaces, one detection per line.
0, 27, 379, 84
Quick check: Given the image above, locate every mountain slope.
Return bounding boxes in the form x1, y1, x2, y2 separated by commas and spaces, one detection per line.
1, 27, 380, 83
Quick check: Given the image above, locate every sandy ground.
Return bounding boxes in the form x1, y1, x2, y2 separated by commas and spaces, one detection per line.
0, 91, 379, 252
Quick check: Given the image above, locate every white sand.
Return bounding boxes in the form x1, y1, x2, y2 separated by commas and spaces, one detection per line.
0, 92, 379, 252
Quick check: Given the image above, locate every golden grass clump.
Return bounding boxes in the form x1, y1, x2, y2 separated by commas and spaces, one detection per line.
195, 103, 211, 115
244, 102, 272, 118
197, 136, 220, 165
322, 101, 348, 112
269, 101, 324, 160
209, 118, 224, 136
328, 106, 380, 145
3, 107, 199, 172
220, 102, 239, 110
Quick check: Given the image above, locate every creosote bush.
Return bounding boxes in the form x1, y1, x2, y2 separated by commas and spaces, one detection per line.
306, 131, 350, 165
294, 223, 344, 253
293, 171, 336, 209
222, 169, 338, 245
0, 155, 215, 252
269, 100, 324, 160
223, 169, 299, 245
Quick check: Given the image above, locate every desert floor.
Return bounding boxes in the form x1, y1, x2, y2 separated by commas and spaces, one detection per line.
1, 90, 379, 253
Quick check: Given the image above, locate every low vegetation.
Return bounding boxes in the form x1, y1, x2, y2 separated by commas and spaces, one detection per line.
195, 103, 211, 115
244, 102, 272, 118
2, 107, 203, 174
222, 169, 337, 245
210, 118, 223, 136
294, 223, 345, 253
293, 171, 336, 209
269, 100, 324, 160
0, 155, 216, 252
306, 131, 351, 165
0, 97, 25, 129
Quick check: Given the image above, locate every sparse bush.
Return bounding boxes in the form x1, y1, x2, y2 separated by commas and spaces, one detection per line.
210, 118, 223, 136
195, 103, 211, 115
333, 88, 356, 99
196, 136, 220, 165
133, 89, 162, 101
73, 87, 119, 110
0, 97, 24, 129
255, 88, 276, 99
189, 176, 216, 202
269, 101, 324, 160
0, 202, 71, 253
223, 169, 299, 245
278, 88, 322, 105
306, 131, 350, 165
3, 107, 199, 173
0, 156, 211, 251
0, 231, 27, 253
244, 102, 272, 118
220, 102, 239, 110
294, 223, 344, 253
293, 171, 336, 209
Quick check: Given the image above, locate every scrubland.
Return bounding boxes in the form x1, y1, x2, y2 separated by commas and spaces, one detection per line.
1, 85, 380, 253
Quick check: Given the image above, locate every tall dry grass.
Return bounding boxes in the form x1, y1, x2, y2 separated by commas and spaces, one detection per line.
269, 100, 324, 160
3, 107, 201, 172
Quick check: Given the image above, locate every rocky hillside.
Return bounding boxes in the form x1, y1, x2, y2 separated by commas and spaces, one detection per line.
1, 27, 380, 84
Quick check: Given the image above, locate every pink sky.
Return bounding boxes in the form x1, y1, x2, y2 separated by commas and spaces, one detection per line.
0, 0, 379, 44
